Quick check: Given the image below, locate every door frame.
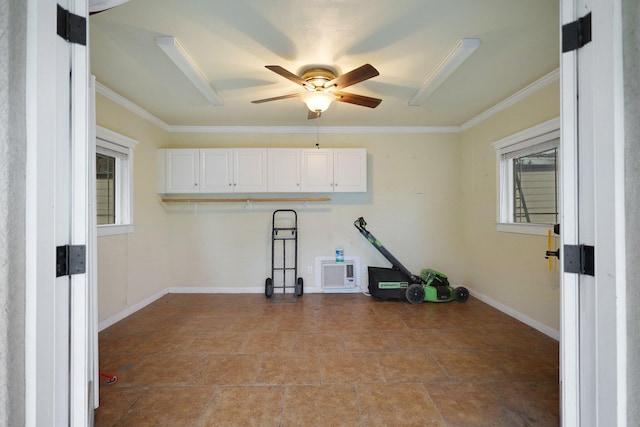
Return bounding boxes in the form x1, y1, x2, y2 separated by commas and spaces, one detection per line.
560, 0, 627, 424
25, 0, 91, 425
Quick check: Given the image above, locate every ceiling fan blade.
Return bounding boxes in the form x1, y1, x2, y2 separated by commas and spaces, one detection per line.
324, 64, 379, 90
308, 110, 321, 120
251, 93, 301, 104
333, 91, 382, 108
265, 65, 313, 89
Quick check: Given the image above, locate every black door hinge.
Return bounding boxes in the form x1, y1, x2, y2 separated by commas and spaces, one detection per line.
562, 12, 592, 53
57, 4, 87, 46
56, 245, 86, 277
564, 244, 595, 276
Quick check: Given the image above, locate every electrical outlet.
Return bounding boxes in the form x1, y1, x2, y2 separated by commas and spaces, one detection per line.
307, 265, 312, 274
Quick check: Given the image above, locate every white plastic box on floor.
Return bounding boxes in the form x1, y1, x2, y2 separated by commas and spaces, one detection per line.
315, 256, 360, 293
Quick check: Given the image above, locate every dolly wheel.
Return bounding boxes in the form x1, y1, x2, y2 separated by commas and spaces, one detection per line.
454, 286, 469, 302
295, 277, 304, 297
265, 278, 273, 298
406, 284, 425, 304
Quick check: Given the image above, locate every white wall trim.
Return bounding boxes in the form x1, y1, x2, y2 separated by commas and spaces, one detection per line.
96, 125, 139, 149
166, 286, 263, 294
98, 289, 167, 331
95, 81, 170, 131
95, 69, 558, 135
167, 125, 461, 134
467, 287, 560, 340
460, 69, 560, 131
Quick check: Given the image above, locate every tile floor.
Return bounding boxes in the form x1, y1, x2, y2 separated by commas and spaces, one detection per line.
95, 293, 559, 426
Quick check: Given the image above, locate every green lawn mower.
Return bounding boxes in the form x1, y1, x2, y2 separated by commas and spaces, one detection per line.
354, 217, 469, 304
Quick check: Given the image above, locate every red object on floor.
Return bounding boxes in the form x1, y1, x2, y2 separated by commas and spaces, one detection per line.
99, 372, 118, 385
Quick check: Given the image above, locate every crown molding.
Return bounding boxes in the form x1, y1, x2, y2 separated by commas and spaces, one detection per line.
460, 68, 559, 131
95, 69, 558, 135
95, 81, 170, 131
167, 125, 460, 134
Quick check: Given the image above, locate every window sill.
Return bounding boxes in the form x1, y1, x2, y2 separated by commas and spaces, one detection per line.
496, 223, 553, 236
98, 224, 135, 237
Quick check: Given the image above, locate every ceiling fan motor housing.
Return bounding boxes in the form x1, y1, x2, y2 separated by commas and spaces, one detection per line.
301, 67, 337, 90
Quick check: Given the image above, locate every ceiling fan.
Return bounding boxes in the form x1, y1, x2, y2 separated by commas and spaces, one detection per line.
252, 64, 382, 119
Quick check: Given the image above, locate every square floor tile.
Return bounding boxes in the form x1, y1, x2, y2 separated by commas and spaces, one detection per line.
377, 352, 448, 383
193, 354, 262, 385
256, 354, 320, 385
123, 354, 207, 387
113, 386, 214, 427
200, 385, 284, 426
426, 381, 528, 426
282, 384, 360, 426
357, 382, 443, 426
319, 353, 385, 384
242, 331, 296, 353
293, 331, 345, 353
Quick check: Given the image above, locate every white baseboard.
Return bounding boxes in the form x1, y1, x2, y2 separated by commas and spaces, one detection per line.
98, 289, 168, 331
467, 287, 560, 341
167, 286, 263, 294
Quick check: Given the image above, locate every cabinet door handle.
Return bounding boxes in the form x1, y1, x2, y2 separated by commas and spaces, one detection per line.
194, 183, 198, 186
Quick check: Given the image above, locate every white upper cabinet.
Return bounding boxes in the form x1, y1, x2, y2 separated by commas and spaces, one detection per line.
162, 149, 199, 193
333, 149, 367, 192
233, 148, 267, 192
300, 148, 367, 192
158, 148, 267, 193
267, 148, 301, 192
158, 148, 365, 194
301, 149, 334, 192
200, 149, 233, 193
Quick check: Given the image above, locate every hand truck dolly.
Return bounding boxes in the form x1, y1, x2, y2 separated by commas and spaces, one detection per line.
265, 209, 303, 301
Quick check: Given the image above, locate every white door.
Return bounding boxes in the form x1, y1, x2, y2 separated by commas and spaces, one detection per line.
200, 149, 233, 193
166, 149, 199, 193
267, 148, 301, 192
560, 0, 625, 425
333, 149, 367, 192
234, 148, 267, 192
26, 0, 91, 425
301, 149, 334, 192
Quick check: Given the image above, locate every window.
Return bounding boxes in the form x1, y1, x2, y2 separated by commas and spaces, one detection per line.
96, 126, 138, 236
492, 118, 559, 235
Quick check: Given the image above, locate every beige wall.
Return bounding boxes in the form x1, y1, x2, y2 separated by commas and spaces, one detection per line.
161, 132, 464, 292
96, 93, 171, 321
460, 81, 561, 332
96, 81, 561, 334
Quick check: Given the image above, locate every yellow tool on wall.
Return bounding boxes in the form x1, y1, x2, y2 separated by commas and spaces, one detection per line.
545, 225, 560, 270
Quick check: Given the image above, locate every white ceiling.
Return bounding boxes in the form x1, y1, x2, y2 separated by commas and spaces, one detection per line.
89, 0, 559, 128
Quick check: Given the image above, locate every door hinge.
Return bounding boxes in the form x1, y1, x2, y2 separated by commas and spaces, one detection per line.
562, 12, 592, 53
56, 245, 86, 277
564, 244, 595, 276
57, 4, 87, 46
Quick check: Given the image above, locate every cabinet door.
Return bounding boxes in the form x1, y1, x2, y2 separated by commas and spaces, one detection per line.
234, 148, 267, 192
200, 149, 233, 193
165, 149, 199, 193
334, 149, 367, 192
301, 149, 334, 192
267, 148, 301, 192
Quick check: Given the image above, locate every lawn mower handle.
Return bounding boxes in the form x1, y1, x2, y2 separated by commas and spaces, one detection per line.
353, 217, 423, 284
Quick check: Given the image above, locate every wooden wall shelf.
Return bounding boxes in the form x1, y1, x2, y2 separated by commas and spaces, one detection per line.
161, 197, 331, 203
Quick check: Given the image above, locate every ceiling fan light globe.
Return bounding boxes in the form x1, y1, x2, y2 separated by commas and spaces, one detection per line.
302, 92, 335, 113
